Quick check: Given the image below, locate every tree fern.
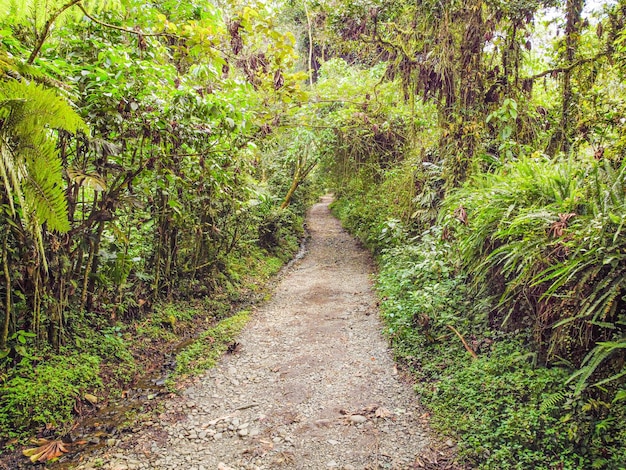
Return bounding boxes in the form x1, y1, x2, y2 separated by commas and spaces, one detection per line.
0, 79, 87, 242
1, 80, 85, 134
0, 0, 122, 27
22, 137, 70, 232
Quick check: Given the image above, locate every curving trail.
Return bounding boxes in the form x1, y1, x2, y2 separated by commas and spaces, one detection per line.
78, 196, 428, 470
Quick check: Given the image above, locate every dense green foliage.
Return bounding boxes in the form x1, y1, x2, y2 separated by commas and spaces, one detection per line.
0, 353, 101, 437
316, 0, 626, 467
0, 0, 316, 442
443, 156, 626, 365
1, 0, 626, 467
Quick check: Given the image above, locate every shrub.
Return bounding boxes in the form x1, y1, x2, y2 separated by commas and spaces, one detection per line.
442, 156, 626, 364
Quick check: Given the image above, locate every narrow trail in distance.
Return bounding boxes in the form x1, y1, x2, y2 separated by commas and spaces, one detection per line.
77, 196, 429, 470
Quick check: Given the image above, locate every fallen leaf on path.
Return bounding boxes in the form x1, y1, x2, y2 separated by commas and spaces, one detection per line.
375, 407, 392, 418
23, 439, 69, 463
361, 404, 377, 413
226, 341, 241, 354
313, 418, 333, 427
271, 451, 295, 466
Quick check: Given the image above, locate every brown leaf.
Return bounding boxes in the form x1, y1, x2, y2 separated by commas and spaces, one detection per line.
226, 342, 241, 354
594, 147, 605, 159
454, 206, 468, 225
375, 407, 393, 419
549, 213, 576, 238
362, 404, 378, 414
23, 439, 69, 463
273, 69, 285, 90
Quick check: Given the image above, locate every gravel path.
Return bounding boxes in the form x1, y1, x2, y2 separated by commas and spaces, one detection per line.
78, 196, 429, 470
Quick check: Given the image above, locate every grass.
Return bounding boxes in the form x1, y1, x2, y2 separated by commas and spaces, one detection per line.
172, 309, 251, 379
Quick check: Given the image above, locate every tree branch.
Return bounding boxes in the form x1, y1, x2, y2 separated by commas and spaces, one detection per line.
76, 2, 171, 37
28, 0, 82, 64
527, 50, 610, 81
303, 0, 314, 87
446, 324, 478, 360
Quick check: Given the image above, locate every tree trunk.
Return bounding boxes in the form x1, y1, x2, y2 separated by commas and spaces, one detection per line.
280, 167, 302, 210
1, 232, 11, 349
548, 0, 584, 155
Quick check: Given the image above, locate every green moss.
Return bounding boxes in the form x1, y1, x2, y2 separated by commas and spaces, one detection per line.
0, 353, 102, 438
173, 309, 251, 379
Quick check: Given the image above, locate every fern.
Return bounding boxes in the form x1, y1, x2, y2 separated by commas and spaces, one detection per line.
443, 156, 626, 365
0, 0, 123, 27
1, 80, 86, 135
22, 138, 70, 232
0, 79, 87, 241
540, 390, 567, 413
568, 339, 626, 395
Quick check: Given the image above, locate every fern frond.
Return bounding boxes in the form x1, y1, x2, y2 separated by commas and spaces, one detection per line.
21, 138, 70, 233
0, 79, 87, 234
0, 143, 17, 215
568, 339, 626, 395
540, 390, 567, 413
0, 0, 123, 27
1, 80, 87, 134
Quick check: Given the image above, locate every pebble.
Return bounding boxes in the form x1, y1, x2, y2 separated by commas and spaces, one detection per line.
349, 415, 367, 424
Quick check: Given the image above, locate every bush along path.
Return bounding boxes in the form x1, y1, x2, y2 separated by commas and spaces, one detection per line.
71, 196, 439, 470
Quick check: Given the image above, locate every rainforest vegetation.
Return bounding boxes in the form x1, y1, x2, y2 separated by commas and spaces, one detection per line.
1, 0, 625, 468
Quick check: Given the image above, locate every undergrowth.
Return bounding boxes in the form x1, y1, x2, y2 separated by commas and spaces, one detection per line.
0, 353, 101, 438
0, 207, 304, 443
333, 186, 626, 469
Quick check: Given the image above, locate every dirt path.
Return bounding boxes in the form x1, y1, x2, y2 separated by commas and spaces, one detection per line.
78, 196, 428, 470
